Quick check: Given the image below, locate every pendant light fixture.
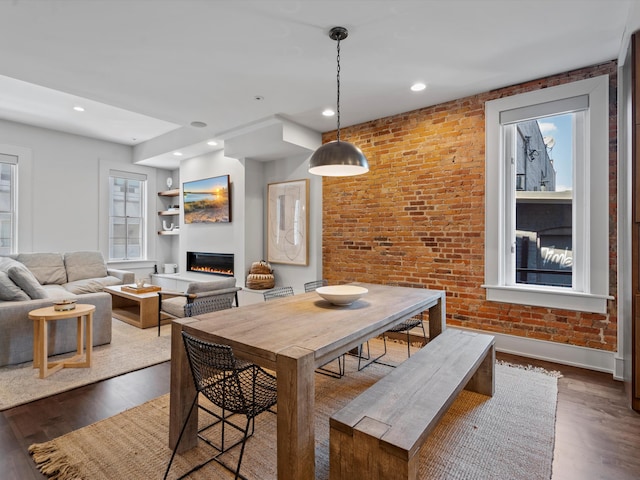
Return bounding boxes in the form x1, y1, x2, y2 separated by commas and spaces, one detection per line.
308, 26, 369, 177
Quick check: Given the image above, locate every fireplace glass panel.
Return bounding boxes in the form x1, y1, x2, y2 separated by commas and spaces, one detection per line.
186, 252, 234, 277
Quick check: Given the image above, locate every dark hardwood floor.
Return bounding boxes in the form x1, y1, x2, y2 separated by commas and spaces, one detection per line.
1, 354, 640, 480
1, 363, 172, 479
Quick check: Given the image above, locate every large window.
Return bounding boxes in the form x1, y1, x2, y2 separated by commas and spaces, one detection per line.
0, 153, 17, 255
109, 171, 146, 261
510, 110, 581, 288
484, 76, 610, 313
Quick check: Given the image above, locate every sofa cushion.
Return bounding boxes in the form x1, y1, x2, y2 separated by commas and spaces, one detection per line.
64, 251, 108, 282
0, 271, 30, 301
6, 262, 48, 299
161, 296, 187, 318
41, 284, 78, 300
15, 252, 67, 285
63, 275, 122, 295
186, 277, 236, 294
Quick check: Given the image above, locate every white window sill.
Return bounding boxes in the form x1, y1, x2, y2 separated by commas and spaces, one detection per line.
107, 259, 156, 269
483, 284, 612, 314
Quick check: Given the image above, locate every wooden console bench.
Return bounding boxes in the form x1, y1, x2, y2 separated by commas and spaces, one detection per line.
329, 328, 495, 480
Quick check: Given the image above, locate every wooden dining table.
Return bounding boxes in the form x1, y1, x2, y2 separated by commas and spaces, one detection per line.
168, 282, 446, 479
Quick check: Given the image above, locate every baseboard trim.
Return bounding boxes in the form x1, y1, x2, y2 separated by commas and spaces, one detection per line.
454, 326, 618, 378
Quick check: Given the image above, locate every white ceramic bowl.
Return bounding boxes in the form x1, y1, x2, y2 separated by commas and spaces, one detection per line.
315, 285, 368, 306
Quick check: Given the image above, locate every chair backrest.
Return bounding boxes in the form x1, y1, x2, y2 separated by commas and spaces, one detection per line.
184, 295, 234, 317
182, 331, 247, 413
263, 286, 294, 301
304, 279, 328, 292
185, 277, 237, 294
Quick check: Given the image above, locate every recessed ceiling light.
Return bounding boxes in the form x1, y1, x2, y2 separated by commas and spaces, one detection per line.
410, 82, 427, 92
322, 109, 335, 117
73, 105, 85, 112
173, 152, 183, 157
207, 140, 218, 146
254, 95, 264, 101
190, 121, 207, 128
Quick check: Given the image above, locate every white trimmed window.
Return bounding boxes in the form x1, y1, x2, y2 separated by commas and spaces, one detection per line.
108, 170, 147, 261
0, 153, 18, 255
484, 75, 610, 314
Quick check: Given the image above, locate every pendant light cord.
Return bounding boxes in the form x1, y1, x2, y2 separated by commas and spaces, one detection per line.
336, 35, 341, 142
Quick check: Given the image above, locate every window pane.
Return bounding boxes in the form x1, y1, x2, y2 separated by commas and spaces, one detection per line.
110, 177, 126, 217
109, 217, 127, 260
0, 161, 15, 254
514, 114, 574, 287
108, 175, 146, 261
126, 218, 142, 259
0, 163, 12, 212
0, 212, 12, 255
126, 180, 142, 217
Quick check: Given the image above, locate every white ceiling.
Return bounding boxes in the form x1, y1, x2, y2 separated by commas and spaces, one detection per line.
0, 0, 638, 169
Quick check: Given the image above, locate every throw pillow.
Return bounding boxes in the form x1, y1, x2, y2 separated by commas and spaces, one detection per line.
7, 263, 48, 299
0, 271, 30, 301
16, 252, 67, 285
64, 251, 108, 282
0, 256, 18, 273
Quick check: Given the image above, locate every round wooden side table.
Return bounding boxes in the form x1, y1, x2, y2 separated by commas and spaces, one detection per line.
28, 303, 95, 379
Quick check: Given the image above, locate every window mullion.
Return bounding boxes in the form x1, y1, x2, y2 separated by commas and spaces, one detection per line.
503, 124, 517, 286
572, 111, 587, 292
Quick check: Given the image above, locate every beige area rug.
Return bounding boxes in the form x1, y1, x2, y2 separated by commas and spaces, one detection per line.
28, 340, 558, 480
0, 319, 171, 410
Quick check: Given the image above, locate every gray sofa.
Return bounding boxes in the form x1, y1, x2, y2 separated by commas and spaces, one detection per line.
0, 251, 134, 367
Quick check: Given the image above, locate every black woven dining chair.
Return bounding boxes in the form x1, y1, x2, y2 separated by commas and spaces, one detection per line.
262, 286, 294, 301
357, 311, 428, 370
183, 295, 233, 317
303, 279, 328, 292
158, 288, 237, 336
385, 311, 428, 358
164, 332, 278, 480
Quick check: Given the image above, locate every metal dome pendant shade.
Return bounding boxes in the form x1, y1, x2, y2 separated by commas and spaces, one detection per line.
308, 27, 369, 177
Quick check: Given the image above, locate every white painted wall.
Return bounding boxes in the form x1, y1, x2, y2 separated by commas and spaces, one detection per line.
0, 119, 187, 280
176, 150, 322, 292
263, 153, 323, 292
0, 119, 323, 293
0, 120, 138, 252
242, 158, 266, 282
179, 151, 248, 281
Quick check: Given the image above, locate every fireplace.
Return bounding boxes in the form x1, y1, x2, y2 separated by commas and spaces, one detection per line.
186, 252, 234, 277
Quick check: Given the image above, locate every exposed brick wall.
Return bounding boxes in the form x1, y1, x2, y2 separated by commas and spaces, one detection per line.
322, 61, 618, 351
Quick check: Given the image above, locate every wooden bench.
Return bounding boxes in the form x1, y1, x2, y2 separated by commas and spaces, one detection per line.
329, 328, 495, 480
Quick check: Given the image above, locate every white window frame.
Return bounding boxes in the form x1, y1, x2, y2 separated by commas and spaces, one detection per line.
0, 153, 18, 255
484, 75, 611, 314
108, 170, 147, 261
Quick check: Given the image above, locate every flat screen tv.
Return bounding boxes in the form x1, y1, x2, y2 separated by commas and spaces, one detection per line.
182, 175, 231, 224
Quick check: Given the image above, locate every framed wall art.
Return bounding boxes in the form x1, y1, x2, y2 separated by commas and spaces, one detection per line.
267, 179, 309, 265
182, 175, 231, 224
